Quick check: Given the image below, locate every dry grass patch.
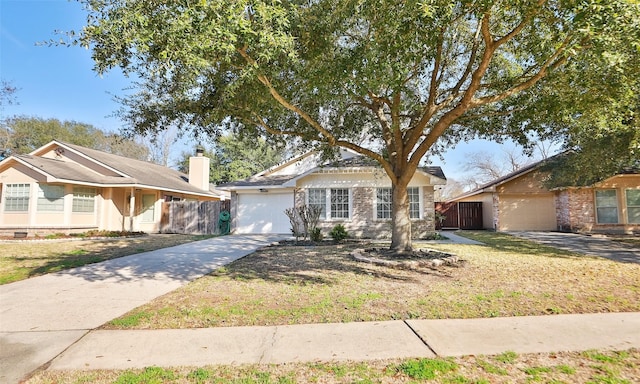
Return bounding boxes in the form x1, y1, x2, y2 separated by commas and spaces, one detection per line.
106, 232, 640, 329
0, 234, 214, 284
28, 348, 640, 383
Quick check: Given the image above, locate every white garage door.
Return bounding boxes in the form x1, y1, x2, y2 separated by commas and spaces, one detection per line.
499, 195, 557, 231
236, 192, 294, 234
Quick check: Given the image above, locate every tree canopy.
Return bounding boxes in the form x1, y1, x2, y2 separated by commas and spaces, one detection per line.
74, 0, 640, 250
177, 133, 285, 184
0, 116, 150, 160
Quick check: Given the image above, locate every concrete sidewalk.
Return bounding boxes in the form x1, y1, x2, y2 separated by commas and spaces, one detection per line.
0, 234, 286, 384
47, 313, 640, 371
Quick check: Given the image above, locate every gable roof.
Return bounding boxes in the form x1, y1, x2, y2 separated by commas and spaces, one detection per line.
448, 156, 552, 202
447, 150, 640, 202
218, 151, 447, 189
2, 140, 218, 197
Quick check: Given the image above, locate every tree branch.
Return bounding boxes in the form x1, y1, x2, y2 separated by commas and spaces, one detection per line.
237, 47, 339, 146
470, 36, 572, 107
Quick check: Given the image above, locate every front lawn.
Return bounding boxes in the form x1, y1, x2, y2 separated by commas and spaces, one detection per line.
105, 231, 640, 329
0, 234, 214, 284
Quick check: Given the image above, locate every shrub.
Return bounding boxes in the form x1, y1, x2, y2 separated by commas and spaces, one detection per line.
310, 227, 323, 242
329, 224, 349, 242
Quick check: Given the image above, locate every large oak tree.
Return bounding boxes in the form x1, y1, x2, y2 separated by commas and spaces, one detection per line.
73, 0, 639, 251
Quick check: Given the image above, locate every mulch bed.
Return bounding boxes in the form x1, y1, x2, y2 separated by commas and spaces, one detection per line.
275, 238, 466, 270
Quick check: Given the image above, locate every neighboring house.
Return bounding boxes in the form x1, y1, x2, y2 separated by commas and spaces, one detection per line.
449, 157, 639, 234
218, 149, 447, 238
0, 141, 224, 236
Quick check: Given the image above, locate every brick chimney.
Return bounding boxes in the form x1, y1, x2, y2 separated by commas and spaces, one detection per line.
188, 148, 210, 191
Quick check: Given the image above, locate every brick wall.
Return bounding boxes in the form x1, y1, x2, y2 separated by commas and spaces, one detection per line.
295, 186, 436, 239
569, 189, 596, 231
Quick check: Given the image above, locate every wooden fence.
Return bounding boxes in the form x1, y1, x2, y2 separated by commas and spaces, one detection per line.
435, 201, 483, 230
160, 200, 230, 235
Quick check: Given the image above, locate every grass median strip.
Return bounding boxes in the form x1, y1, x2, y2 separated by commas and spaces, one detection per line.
28, 348, 640, 383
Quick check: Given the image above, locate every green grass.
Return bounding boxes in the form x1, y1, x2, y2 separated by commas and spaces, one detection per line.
397, 358, 459, 380
494, 351, 518, 364
28, 349, 640, 384
114, 367, 177, 384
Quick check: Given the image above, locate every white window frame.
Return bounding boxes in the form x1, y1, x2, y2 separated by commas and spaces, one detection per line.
37, 184, 65, 212
408, 187, 421, 219
308, 188, 327, 219
374, 187, 421, 220
595, 189, 619, 224
375, 188, 392, 219
72, 187, 96, 213
4, 183, 30, 212
626, 189, 640, 224
307, 188, 351, 220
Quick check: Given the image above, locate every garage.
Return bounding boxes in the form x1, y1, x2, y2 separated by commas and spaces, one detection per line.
498, 194, 557, 231
235, 192, 294, 234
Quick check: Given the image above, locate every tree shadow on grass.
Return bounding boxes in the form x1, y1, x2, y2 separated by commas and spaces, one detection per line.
213, 243, 459, 286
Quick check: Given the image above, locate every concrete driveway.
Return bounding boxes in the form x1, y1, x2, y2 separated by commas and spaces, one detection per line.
512, 231, 640, 264
0, 234, 286, 384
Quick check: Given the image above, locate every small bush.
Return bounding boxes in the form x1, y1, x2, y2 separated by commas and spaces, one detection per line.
329, 224, 349, 242
310, 227, 324, 242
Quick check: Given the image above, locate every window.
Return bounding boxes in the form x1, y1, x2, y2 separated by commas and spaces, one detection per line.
72, 187, 96, 213
4, 183, 30, 212
330, 188, 350, 219
375, 187, 421, 219
308, 188, 350, 219
141, 194, 156, 222
408, 187, 421, 219
626, 189, 640, 224
308, 189, 327, 219
376, 188, 392, 219
595, 189, 618, 224
37, 185, 65, 212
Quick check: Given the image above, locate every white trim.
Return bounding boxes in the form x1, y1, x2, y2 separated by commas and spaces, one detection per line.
306, 187, 352, 221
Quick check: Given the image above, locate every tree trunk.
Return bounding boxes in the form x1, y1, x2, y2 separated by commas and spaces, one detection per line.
390, 183, 412, 252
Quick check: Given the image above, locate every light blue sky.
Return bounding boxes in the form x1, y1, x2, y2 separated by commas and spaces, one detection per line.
0, 0, 543, 181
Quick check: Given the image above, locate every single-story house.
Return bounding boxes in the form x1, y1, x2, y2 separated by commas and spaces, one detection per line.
218, 149, 447, 238
449, 157, 639, 234
0, 140, 224, 236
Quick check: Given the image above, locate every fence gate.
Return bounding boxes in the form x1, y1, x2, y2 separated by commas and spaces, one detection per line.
160, 200, 229, 235
435, 201, 483, 230
458, 202, 483, 230
435, 202, 459, 229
